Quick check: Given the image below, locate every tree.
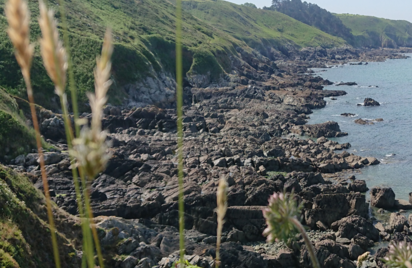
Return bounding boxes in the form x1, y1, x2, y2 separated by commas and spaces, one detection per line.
243, 2, 257, 8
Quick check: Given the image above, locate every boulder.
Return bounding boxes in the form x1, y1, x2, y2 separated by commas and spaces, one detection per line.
351, 234, 373, 250
347, 180, 368, 193
331, 216, 379, 242
292, 121, 348, 138
226, 229, 246, 242
395, 199, 412, 210
387, 213, 408, 233
348, 244, 364, 260
213, 158, 227, 167
40, 116, 66, 141
41, 152, 63, 165
336, 82, 357, 86
354, 119, 373, 125
121, 256, 138, 268
366, 157, 380, 165
375, 247, 388, 268
370, 187, 395, 209
363, 98, 380, 106
270, 249, 297, 267
304, 193, 368, 229
341, 113, 356, 117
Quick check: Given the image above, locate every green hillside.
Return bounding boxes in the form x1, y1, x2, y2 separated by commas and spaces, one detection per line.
181, 0, 346, 52
0, 0, 348, 111
337, 14, 412, 48
269, 0, 354, 44
0, 0, 238, 108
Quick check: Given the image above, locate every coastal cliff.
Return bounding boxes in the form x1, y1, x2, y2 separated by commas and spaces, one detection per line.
1, 0, 412, 267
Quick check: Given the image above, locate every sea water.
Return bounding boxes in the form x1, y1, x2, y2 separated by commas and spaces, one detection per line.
309, 54, 412, 200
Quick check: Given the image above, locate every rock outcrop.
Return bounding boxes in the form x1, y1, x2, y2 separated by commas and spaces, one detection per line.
363, 98, 380, 106
370, 187, 396, 209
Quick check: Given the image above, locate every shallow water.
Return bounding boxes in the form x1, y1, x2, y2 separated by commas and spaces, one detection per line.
309, 55, 412, 200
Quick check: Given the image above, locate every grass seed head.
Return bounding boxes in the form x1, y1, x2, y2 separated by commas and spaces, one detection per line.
71, 29, 113, 180
38, 0, 67, 96
384, 242, 412, 268
216, 177, 228, 221
5, 0, 34, 78
262, 191, 302, 243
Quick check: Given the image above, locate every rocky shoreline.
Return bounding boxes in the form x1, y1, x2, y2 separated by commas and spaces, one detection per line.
5, 47, 412, 267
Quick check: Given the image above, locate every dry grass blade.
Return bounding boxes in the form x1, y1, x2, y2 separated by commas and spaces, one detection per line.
38, 0, 67, 96
5, 0, 61, 267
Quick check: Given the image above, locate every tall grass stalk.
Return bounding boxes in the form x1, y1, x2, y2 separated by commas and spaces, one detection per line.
289, 217, 320, 268
53, 0, 105, 264
38, 1, 96, 267
215, 178, 228, 268
263, 192, 320, 268
55, 0, 80, 136
175, 0, 185, 266
71, 29, 114, 268
5, 0, 61, 266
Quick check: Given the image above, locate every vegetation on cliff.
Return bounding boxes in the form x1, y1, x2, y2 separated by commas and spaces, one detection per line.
181, 0, 346, 50
0, 89, 38, 161
269, 0, 354, 44
0, 0, 349, 113
0, 165, 79, 267
337, 14, 412, 48
270, 0, 412, 48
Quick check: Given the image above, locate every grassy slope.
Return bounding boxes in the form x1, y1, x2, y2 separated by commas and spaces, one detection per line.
181, 0, 346, 50
337, 14, 412, 48
0, 88, 38, 162
0, 0, 347, 111
0, 165, 80, 268
0, 0, 241, 108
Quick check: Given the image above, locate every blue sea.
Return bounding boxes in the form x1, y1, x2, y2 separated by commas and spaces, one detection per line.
310, 55, 412, 200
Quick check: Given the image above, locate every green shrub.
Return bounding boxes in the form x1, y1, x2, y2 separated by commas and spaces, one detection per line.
0, 110, 36, 161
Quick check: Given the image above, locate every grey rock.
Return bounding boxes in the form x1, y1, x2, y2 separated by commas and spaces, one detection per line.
370, 187, 395, 209
388, 213, 408, 233
213, 158, 227, 167
226, 229, 246, 242
121, 256, 138, 268
363, 98, 380, 106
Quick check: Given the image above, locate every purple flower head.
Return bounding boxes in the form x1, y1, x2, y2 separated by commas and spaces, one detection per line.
384, 241, 412, 268
262, 191, 302, 243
